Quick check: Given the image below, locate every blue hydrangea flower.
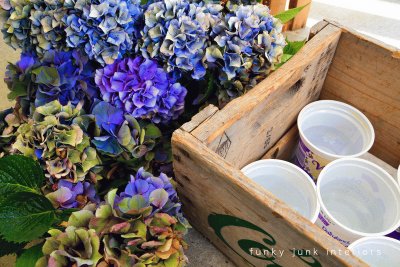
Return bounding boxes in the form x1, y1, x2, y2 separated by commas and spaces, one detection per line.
91, 101, 162, 159
205, 3, 285, 102
4, 52, 39, 91
29, 0, 68, 56
95, 56, 187, 123
63, 0, 143, 65
5, 49, 98, 110
1, 0, 68, 55
141, 0, 223, 79
1, 0, 33, 51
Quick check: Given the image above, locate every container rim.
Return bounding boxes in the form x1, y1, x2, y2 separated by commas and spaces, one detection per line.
242, 159, 320, 223
348, 236, 400, 251
297, 100, 375, 160
317, 158, 400, 237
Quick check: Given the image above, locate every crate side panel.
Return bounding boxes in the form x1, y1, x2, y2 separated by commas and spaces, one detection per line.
321, 31, 400, 167
191, 24, 342, 169
261, 124, 299, 161
172, 129, 367, 267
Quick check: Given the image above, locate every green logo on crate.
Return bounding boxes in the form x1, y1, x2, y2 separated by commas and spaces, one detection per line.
208, 214, 322, 267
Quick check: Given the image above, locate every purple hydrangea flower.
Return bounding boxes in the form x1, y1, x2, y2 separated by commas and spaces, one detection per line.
115, 167, 181, 216
46, 180, 99, 209
0, 0, 11, 10
95, 56, 187, 123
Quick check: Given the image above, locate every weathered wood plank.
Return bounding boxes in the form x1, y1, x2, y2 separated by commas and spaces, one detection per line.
320, 29, 400, 167
309, 20, 329, 39
261, 124, 299, 160
180, 104, 219, 133
191, 24, 342, 169
172, 129, 367, 267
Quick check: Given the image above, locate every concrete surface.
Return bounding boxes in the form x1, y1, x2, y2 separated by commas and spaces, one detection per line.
185, 229, 234, 267
286, 0, 400, 48
0, 0, 399, 266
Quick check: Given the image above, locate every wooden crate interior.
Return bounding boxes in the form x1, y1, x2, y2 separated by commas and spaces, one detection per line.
262, 21, 400, 167
190, 22, 342, 170
189, 20, 400, 170
172, 21, 400, 267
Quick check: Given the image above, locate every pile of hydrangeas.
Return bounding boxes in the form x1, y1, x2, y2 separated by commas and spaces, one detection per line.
1, 0, 285, 107
0, 0, 287, 265
37, 168, 189, 266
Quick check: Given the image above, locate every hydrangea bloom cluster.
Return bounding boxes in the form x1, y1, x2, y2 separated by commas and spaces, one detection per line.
36, 223, 102, 267
38, 169, 189, 266
206, 3, 285, 102
5, 50, 97, 114
1, 0, 34, 51
91, 101, 162, 159
1, 0, 68, 55
0, 100, 102, 183
30, 0, 68, 55
95, 56, 187, 123
115, 167, 182, 216
141, 0, 223, 79
0, 0, 290, 265
63, 0, 143, 65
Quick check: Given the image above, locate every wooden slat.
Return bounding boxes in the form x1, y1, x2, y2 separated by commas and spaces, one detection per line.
287, 0, 312, 30
180, 104, 219, 133
261, 124, 299, 160
320, 28, 400, 167
172, 129, 367, 267
309, 20, 329, 39
267, 0, 287, 15
191, 24, 342, 169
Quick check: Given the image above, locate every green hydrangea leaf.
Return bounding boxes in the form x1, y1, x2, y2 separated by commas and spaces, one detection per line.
15, 244, 43, 267
275, 54, 293, 68
0, 155, 45, 195
0, 192, 56, 243
0, 237, 26, 257
276, 40, 306, 68
275, 4, 309, 24
283, 40, 306, 55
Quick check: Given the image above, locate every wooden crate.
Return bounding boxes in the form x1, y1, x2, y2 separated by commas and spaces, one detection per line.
172, 20, 400, 267
267, 0, 312, 30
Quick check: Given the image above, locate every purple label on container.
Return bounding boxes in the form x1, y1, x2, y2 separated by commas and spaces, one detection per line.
386, 227, 400, 240
318, 213, 330, 226
294, 138, 328, 181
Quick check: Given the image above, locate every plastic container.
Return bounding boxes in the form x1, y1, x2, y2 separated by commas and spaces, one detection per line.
316, 158, 400, 247
348, 236, 400, 267
242, 159, 320, 222
294, 100, 375, 180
